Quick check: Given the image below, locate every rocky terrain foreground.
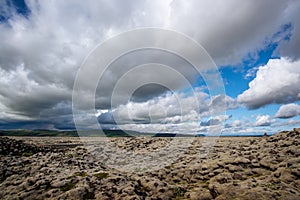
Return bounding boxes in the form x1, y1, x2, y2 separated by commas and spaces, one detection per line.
0, 129, 299, 200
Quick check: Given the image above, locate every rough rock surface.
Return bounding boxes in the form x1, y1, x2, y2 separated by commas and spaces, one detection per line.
0, 128, 299, 199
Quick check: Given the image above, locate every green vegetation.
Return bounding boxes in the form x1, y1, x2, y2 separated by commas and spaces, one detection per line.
172, 187, 186, 197
83, 191, 95, 199
164, 163, 175, 169
66, 153, 81, 158
264, 183, 280, 191
74, 172, 87, 177
250, 173, 263, 178
67, 172, 87, 179
60, 180, 78, 191
21, 152, 33, 157
93, 172, 109, 179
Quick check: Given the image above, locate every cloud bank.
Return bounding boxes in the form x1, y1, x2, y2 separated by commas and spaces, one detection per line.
0, 0, 299, 131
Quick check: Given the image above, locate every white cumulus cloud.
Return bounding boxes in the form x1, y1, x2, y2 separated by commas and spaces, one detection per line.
238, 58, 300, 109
254, 115, 275, 126
275, 103, 300, 118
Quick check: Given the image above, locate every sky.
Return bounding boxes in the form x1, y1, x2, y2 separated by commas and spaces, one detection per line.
0, 0, 299, 135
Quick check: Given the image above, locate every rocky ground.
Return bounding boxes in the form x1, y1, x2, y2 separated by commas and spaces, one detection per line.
0, 128, 299, 200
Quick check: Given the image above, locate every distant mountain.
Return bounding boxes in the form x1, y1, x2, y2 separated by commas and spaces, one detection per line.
0, 129, 78, 137
153, 133, 195, 137
0, 129, 198, 137
0, 129, 143, 137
